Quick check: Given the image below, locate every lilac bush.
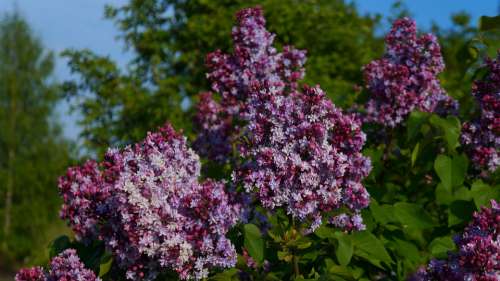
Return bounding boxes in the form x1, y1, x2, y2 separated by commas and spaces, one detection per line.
15, 5, 500, 281
461, 53, 500, 172
58, 123, 240, 280
193, 7, 306, 163
194, 7, 371, 231
15, 249, 99, 281
410, 200, 500, 281
363, 18, 458, 127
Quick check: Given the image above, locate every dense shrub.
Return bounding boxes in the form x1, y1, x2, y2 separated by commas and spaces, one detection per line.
17, 6, 499, 281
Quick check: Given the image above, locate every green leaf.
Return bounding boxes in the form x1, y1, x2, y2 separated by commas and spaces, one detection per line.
393, 202, 435, 229
470, 180, 500, 209
243, 224, 264, 263
434, 154, 468, 191
49, 235, 71, 258
434, 155, 453, 191
411, 142, 420, 167
435, 183, 453, 205
210, 268, 239, 281
429, 236, 455, 259
429, 115, 461, 152
328, 265, 353, 279
351, 231, 392, 268
99, 253, 113, 277
392, 238, 420, 264
336, 234, 353, 266
370, 201, 396, 225
479, 15, 500, 31
448, 200, 476, 226
407, 111, 429, 141
314, 225, 336, 239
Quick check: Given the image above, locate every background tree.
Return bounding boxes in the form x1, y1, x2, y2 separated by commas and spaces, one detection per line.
62, 0, 383, 156
0, 11, 72, 270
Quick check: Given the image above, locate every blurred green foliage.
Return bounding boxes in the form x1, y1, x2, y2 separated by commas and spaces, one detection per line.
0, 12, 72, 270
62, 0, 383, 156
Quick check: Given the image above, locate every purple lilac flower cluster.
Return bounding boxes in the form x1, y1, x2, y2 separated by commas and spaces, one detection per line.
363, 18, 458, 127
236, 85, 371, 232
193, 7, 306, 163
194, 7, 371, 231
15, 249, 99, 281
411, 200, 500, 281
58, 123, 240, 280
461, 54, 500, 172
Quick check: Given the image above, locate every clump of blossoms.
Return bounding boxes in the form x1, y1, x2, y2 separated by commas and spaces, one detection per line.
15, 249, 99, 281
410, 200, 500, 281
363, 17, 458, 127
461, 53, 500, 172
194, 7, 371, 231
58, 123, 240, 280
193, 6, 306, 163
237, 85, 371, 232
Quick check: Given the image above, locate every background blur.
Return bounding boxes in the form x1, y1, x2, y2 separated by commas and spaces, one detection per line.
0, 0, 498, 279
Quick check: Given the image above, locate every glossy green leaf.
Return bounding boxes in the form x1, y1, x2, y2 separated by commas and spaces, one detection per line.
351, 231, 392, 268
392, 238, 420, 264
49, 235, 71, 258
210, 268, 239, 281
336, 234, 353, 266
434, 154, 468, 191
470, 180, 500, 209
99, 253, 113, 277
411, 142, 420, 167
435, 183, 453, 205
429, 236, 455, 259
394, 202, 435, 229
370, 201, 396, 225
429, 115, 461, 152
244, 224, 264, 263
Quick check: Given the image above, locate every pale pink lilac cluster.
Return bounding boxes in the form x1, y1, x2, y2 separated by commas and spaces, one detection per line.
58, 123, 240, 280
461, 54, 500, 172
363, 18, 458, 127
193, 7, 306, 163
15, 249, 99, 281
410, 200, 500, 281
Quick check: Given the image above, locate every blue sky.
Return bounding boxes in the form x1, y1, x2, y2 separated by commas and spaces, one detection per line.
0, 0, 498, 141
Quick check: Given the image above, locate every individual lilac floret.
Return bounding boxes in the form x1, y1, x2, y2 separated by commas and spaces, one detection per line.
410, 200, 500, 281
461, 53, 500, 172
193, 6, 306, 163
235, 85, 371, 232
363, 17, 458, 128
15, 249, 99, 281
58, 123, 240, 280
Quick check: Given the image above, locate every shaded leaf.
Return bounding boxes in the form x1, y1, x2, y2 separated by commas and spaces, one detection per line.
244, 224, 264, 263
394, 202, 435, 229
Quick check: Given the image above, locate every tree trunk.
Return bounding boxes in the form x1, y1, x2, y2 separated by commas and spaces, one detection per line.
2, 72, 17, 251
2, 149, 14, 251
